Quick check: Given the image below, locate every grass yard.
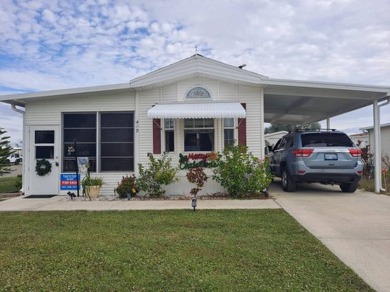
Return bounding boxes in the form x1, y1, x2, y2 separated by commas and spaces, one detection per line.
0, 176, 19, 193
0, 210, 372, 291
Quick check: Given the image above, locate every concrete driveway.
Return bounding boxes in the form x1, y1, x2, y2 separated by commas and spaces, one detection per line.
1, 164, 22, 177
272, 179, 390, 292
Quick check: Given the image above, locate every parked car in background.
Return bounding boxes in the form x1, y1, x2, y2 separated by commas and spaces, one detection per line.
6, 153, 22, 165
269, 129, 363, 193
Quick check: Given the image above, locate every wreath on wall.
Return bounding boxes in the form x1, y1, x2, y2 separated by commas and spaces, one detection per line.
35, 159, 52, 176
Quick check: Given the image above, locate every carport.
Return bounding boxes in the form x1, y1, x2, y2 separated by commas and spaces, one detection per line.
261, 78, 390, 193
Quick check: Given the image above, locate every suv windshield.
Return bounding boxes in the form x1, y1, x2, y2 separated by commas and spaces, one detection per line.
301, 133, 353, 147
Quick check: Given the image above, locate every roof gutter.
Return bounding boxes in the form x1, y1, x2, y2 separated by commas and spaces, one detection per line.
11, 103, 25, 114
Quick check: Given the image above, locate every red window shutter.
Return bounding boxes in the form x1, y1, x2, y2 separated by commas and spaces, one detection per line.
238, 103, 246, 146
153, 119, 161, 154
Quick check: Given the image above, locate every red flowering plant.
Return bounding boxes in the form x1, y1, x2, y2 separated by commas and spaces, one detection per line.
114, 175, 138, 199
186, 167, 208, 197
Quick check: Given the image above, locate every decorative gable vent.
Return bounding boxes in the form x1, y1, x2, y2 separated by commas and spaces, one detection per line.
186, 87, 211, 99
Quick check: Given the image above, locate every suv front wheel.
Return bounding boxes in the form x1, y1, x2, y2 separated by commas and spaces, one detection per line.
282, 168, 296, 192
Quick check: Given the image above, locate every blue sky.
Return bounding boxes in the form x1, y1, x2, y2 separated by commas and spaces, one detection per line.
1, 0, 389, 145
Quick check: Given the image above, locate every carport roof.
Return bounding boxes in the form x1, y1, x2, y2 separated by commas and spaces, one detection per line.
262, 78, 390, 125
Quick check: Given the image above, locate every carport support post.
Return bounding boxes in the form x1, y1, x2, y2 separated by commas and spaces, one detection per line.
326, 118, 331, 130
373, 99, 381, 193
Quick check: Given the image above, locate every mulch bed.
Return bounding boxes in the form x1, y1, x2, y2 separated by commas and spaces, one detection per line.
66, 192, 271, 201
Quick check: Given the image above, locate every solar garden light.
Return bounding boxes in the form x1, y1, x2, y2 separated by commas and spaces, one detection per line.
191, 197, 197, 211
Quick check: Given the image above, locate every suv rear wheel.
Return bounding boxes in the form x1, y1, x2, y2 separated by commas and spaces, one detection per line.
282, 168, 296, 192
340, 182, 358, 193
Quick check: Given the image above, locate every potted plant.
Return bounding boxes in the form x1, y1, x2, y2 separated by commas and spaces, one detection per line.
114, 175, 138, 200
81, 174, 104, 200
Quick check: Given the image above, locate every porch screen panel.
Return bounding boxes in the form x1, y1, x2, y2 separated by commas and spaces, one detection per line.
100, 112, 134, 171
63, 113, 97, 172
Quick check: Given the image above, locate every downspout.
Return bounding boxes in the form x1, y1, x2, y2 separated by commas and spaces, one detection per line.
373, 96, 390, 193
11, 103, 25, 194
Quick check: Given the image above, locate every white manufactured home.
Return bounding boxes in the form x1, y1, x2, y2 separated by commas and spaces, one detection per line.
361, 123, 390, 159
1, 54, 389, 195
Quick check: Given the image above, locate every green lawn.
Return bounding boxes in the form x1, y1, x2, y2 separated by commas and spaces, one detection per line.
0, 176, 19, 193
0, 210, 372, 291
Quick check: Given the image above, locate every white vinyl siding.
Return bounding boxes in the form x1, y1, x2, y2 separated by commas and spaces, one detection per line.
368, 125, 390, 160
238, 85, 264, 158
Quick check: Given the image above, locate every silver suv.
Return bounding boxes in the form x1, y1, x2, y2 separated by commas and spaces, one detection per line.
269, 129, 363, 192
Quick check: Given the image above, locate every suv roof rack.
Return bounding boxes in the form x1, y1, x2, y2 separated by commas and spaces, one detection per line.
293, 128, 337, 133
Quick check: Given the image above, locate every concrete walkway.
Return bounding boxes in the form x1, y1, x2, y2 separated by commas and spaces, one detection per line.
1, 183, 389, 291
0, 194, 279, 211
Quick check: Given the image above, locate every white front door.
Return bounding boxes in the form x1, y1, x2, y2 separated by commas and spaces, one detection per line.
29, 126, 60, 195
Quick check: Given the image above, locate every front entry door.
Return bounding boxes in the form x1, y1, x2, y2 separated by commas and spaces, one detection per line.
29, 126, 60, 195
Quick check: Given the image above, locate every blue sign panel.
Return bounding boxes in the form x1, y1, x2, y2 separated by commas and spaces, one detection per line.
60, 173, 80, 190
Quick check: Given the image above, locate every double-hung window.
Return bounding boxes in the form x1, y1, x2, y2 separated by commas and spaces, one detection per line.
184, 118, 214, 151
224, 118, 235, 147
164, 118, 175, 152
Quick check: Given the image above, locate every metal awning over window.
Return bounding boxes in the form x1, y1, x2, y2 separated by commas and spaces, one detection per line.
147, 102, 246, 119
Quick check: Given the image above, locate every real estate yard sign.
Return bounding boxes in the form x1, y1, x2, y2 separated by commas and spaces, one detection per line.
60, 174, 80, 190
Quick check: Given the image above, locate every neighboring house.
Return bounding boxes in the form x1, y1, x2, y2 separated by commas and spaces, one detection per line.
0, 54, 389, 196
360, 123, 390, 159
265, 131, 288, 148
349, 132, 369, 148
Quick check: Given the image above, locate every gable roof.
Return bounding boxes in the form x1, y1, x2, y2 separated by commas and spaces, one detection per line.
129, 54, 268, 89
0, 54, 389, 126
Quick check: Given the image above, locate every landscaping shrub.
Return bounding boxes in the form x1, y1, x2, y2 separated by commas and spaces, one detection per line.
212, 145, 273, 197
15, 175, 22, 191
137, 153, 177, 197
114, 175, 138, 199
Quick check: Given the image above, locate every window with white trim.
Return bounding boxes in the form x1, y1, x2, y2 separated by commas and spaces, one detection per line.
164, 118, 175, 152
184, 119, 214, 151
224, 118, 235, 147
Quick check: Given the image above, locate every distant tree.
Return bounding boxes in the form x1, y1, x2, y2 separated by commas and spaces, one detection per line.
305, 122, 321, 131
265, 124, 294, 134
0, 128, 14, 176
265, 122, 321, 134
